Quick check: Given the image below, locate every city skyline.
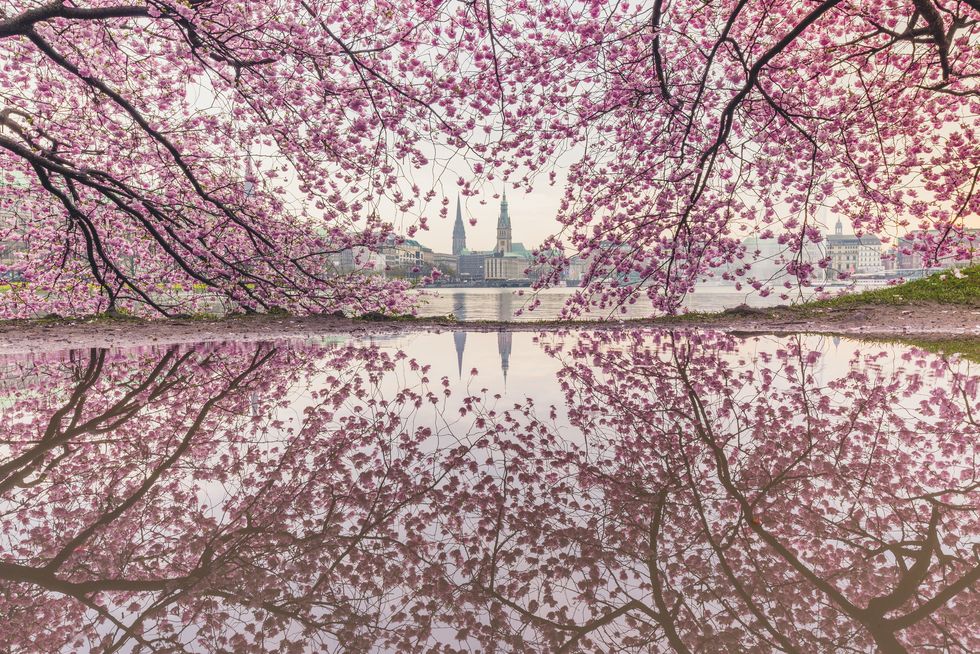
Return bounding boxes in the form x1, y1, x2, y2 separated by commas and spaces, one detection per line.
392, 186, 563, 255
388, 186, 924, 257
394, 194, 883, 258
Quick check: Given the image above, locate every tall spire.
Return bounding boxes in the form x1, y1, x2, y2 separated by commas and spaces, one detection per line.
835, 217, 843, 236
498, 189, 510, 228
496, 190, 512, 253
452, 194, 466, 256
498, 331, 512, 387
453, 331, 466, 378
243, 153, 255, 197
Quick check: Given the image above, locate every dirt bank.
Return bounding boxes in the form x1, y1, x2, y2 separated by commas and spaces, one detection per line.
0, 302, 977, 356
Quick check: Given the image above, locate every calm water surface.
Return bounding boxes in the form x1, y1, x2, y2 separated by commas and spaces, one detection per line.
1, 329, 978, 652
416, 286, 817, 320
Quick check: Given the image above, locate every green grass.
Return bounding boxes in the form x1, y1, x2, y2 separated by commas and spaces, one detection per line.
801, 265, 980, 310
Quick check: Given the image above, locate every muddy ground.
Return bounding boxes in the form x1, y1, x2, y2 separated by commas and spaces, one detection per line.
0, 302, 977, 356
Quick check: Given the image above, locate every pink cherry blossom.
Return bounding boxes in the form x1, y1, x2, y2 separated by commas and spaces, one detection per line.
1, 2, 977, 316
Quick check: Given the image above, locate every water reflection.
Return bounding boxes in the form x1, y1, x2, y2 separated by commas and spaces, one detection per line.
449, 329, 516, 385
0, 331, 978, 652
498, 330, 512, 385
454, 330, 466, 378
421, 286, 816, 321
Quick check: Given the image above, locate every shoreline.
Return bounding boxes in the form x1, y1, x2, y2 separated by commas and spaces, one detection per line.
0, 303, 977, 356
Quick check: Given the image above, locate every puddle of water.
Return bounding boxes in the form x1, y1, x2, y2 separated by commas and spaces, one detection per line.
0, 329, 977, 652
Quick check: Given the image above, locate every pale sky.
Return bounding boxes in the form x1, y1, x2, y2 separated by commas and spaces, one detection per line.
378, 142, 575, 254
396, 182, 857, 255
412, 185, 566, 254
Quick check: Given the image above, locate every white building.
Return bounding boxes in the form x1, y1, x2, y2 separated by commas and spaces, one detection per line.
821, 219, 883, 280
328, 246, 386, 276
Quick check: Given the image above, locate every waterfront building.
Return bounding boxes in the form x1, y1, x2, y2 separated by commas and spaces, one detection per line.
484, 252, 530, 281
0, 175, 28, 279
381, 236, 434, 277
432, 252, 458, 276
327, 246, 386, 276
484, 191, 533, 281
457, 251, 490, 280
564, 255, 592, 286
739, 235, 785, 281
439, 191, 535, 282
822, 219, 883, 280
895, 228, 979, 269
734, 234, 824, 282
882, 249, 899, 272
452, 196, 466, 256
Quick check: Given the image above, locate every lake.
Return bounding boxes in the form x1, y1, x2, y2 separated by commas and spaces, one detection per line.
415, 285, 816, 321
1, 328, 977, 652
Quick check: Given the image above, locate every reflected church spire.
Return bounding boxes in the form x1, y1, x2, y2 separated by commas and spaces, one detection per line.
453, 331, 466, 379
498, 330, 512, 386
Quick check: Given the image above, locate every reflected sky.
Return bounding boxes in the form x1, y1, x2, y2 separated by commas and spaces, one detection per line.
0, 330, 978, 653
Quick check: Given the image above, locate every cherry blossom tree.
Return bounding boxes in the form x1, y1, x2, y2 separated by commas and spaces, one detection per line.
0, 0, 500, 317
3, 1, 979, 317
2, 331, 978, 652
489, 0, 980, 313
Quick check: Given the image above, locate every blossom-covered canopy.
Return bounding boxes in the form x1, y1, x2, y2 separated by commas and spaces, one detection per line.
1, 1, 978, 316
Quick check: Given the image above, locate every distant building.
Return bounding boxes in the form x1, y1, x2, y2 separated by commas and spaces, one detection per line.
496, 191, 513, 254
736, 234, 823, 282
822, 219, 883, 280
452, 196, 466, 256
485, 255, 524, 281
327, 246, 385, 276
895, 228, 980, 269
564, 254, 592, 286
740, 235, 786, 281
882, 249, 899, 272
382, 236, 433, 277
0, 175, 28, 280
484, 250, 530, 281
484, 192, 532, 281
458, 251, 489, 280
432, 252, 458, 276
433, 191, 536, 282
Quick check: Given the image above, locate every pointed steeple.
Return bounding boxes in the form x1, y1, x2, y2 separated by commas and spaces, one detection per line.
453, 331, 466, 378
835, 217, 843, 236
496, 190, 512, 253
243, 154, 256, 197
498, 331, 512, 387
452, 194, 466, 256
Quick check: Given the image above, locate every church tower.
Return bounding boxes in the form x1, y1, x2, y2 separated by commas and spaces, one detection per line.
835, 217, 843, 236
452, 195, 466, 256
496, 190, 512, 254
